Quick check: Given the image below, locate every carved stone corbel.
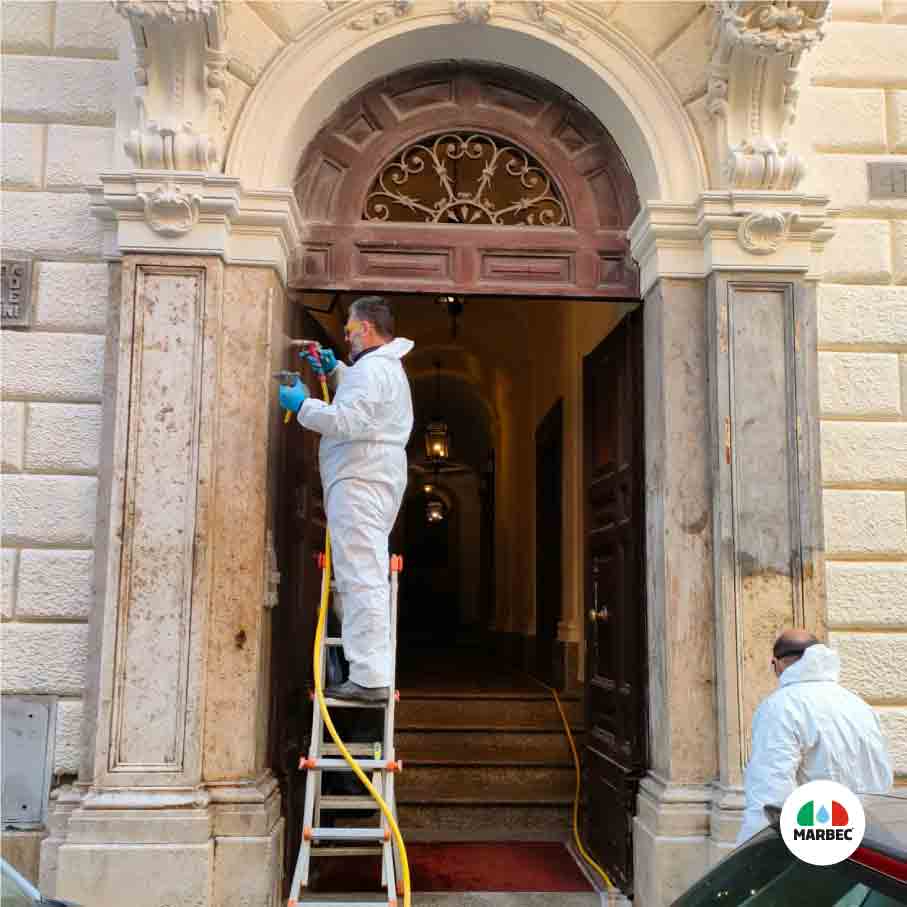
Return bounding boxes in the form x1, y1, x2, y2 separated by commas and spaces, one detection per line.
452, 0, 494, 24
114, 0, 228, 172
708, 1, 831, 191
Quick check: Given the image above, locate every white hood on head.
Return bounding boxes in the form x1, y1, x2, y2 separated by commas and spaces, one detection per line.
779, 643, 840, 686
370, 337, 414, 360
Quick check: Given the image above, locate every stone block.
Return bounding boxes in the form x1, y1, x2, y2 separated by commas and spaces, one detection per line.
890, 92, 907, 151
3, 401, 26, 471
1, 56, 116, 126
212, 821, 284, 907
609, 2, 701, 56
0, 622, 89, 694
877, 707, 907, 776
803, 153, 907, 216
2, 549, 18, 620
2, 475, 98, 547
54, 1, 120, 58
0, 830, 45, 885
656, 9, 712, 104
17, 549, 94, 620
225, 2, 285, 84
821, 421, 907, 485
25, 403, 102, 473
224, 72, 251, 148
831, 632, 907, 701
1, 332, 105, 402
822, 219, 892, 284
798, 88, 886, 152
827, 563, 907, 626
1, 123, 45, 189
1, 192, 104, 258
45, 125, 114, 188
54, 699, 83, 775
818, 352, 902, 416
823, 489, 907, 555
895, 221, 907, 284
35, 262, 110, 332
819, 284, 907, 347
833, 0, 885, 19
813, 23, 907, 86
57, 842, 214, 907
247, 0, 328, 41
1, 3, 53, 53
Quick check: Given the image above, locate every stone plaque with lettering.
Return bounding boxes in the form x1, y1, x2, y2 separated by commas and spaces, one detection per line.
868, 162, 907, 198
1, 260, 33, 328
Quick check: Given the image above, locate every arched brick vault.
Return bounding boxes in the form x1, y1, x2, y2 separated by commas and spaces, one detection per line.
291, 62, 641, 298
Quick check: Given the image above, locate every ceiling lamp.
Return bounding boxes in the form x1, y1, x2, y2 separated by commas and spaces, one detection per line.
424, 360, 450, 463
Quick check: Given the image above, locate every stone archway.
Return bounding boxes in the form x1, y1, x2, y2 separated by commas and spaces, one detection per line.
292, 61, 640, 298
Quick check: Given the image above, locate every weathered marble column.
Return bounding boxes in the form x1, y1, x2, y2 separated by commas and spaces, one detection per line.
632, 277, 716, 907
707, 271, 825, 860
46, 174, 300, 907
629, 195, 831, 906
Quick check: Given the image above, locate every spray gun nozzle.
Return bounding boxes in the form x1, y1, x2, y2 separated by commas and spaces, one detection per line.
273, 370, 301, 387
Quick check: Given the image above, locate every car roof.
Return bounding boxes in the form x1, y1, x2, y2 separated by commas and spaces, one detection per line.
862, 793, 907, 863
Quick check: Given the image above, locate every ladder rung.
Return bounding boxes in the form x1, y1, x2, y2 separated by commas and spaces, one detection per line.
318, 796, 379, 810
322, 697, 387, 709
291, 900, 389, 906
303, 757, 398, 772
309, 827, 388, 842
325, 637, 343, 646
322, 743, 377, 757
309, 846, 383, 858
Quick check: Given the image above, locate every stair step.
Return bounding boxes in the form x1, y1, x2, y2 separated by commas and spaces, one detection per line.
397, 765, 574, 804
396, 730, 579, 765
396, 696, 581, 730
398, 803, 573, 841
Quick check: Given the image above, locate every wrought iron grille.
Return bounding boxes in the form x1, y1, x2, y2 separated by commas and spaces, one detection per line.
364, 132, 570, 226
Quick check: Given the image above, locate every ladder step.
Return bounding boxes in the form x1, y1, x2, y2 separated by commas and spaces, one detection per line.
318, 796, 379, 810
322, 743, 378, 757
308, 827, 388, 842
309, 846, 383, 858
322, 697, 387, 709
291, 900, 390, 906
303, 757, 399, 772
325, 637, 343, 646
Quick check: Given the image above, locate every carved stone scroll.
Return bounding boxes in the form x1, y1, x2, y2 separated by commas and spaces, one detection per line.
114, 0, 228, 172
709, 2, 831, 190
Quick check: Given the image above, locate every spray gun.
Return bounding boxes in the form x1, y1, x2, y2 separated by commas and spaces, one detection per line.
276, 340, 329, 424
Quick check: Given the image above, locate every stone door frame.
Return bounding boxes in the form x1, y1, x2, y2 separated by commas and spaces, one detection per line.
50, 5, 834, 906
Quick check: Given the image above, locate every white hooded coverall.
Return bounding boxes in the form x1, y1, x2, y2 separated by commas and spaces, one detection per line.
736, 643, 893, 845
296, 338, 415, 689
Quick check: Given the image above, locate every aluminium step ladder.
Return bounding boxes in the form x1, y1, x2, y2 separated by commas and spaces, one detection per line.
288, 553, 405, 907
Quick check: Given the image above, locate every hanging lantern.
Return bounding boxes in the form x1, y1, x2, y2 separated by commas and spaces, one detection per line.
426, 497, 445, 523
424, 360, 450, 462
424, 419, 450, 461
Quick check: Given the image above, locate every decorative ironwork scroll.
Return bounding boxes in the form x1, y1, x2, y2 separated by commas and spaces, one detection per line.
364, 132, 569, 226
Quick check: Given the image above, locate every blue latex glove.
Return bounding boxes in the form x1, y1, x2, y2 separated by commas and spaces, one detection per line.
301, 346, 338, 376
279, 376, 309, 414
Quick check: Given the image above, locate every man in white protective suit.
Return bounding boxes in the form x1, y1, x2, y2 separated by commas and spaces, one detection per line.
736, 628, 893, 845
278, 296, 414, 702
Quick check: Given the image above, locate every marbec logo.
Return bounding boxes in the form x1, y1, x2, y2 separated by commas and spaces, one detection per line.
780, 780, 866, 866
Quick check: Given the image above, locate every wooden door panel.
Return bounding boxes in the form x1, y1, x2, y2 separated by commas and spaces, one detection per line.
582, 308, 646, 895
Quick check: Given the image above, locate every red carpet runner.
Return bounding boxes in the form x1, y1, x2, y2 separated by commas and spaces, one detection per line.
310, 842, 594, 892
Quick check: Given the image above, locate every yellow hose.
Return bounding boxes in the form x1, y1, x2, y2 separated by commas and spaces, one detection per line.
308, 367, 412, 907
535, 678, 617, 901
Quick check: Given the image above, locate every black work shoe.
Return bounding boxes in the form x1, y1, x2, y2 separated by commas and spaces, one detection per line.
324, 680, 390, 702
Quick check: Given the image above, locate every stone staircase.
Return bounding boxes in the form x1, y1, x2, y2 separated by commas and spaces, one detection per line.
394, 690, 583, 842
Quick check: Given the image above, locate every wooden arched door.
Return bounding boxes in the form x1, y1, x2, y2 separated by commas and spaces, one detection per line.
291, 62, 640, 299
